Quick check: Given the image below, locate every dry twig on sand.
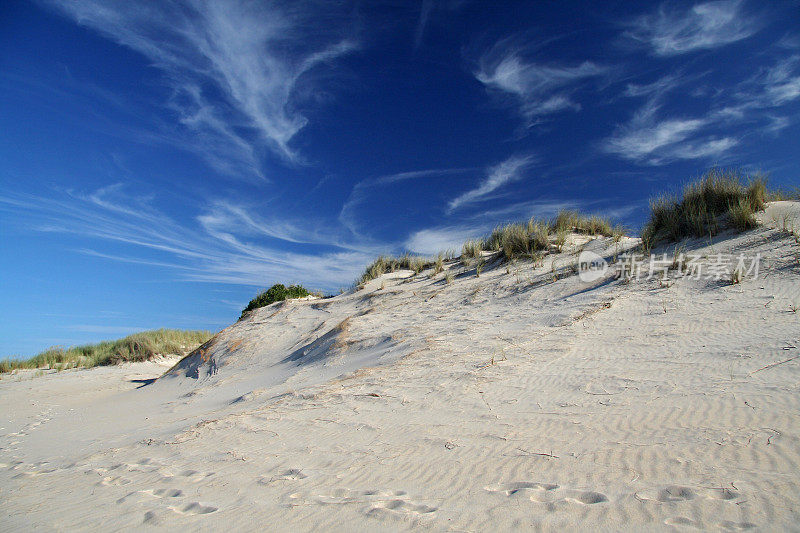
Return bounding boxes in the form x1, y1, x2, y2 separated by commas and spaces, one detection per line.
749, 355, 799, 375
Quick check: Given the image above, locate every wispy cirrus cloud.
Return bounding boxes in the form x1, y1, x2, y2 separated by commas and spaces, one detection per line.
339, 168, 474, 239
625, 0, 759, 56
447, 155, 534, 213
753, 55, 800, 105
404, 197, 639, 255
0, 185, 372, 289
605, 54, 800, 164
44, 0, 358, 175
404, 225, 483, 255
474, 37, 607, 120
602, 100, 737, 164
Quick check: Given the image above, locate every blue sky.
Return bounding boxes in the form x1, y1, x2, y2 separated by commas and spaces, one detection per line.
1, 0, 799, 356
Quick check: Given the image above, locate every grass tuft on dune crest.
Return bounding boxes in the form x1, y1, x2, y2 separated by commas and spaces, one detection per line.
357, 209, 622, 286
0, 329, 212, 374
641, 168, 768, 247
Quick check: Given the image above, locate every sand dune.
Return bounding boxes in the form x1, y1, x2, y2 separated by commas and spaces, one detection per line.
1, 203, 799, 531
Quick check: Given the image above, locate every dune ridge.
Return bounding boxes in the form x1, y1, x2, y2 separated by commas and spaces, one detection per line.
0, 202, 798, 531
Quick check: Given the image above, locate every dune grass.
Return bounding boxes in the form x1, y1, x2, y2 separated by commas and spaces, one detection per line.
477, 211, 621, 261
357, 209, 622, 287
241, 283, 310, 318
641, 168, 768, 247
0, 329, 212, 374
358, 254, 437, 285
354, 168, 784, 288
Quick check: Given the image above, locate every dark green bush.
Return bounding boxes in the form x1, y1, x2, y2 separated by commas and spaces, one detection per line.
241, 284, 309, 317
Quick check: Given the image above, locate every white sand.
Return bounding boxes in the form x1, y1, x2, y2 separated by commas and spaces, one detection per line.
1, 203, 799, 531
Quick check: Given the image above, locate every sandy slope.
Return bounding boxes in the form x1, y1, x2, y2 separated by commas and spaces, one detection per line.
1, 203, 799, 532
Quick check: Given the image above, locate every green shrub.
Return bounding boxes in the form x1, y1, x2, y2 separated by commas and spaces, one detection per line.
241, 283, 310, 317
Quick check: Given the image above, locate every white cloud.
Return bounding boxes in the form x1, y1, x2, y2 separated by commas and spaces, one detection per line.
668, 137, 739, 160
602, 101, 738, 164
339, 168, 474, 239
623, 73, 683, 98
45, 0, 358, 174
605, 54, 800, 165
762, 56, 800, 104
405, 226, 483, 255
626, 0, 759, 56
475, 38, 606, 119
0, 186, 373, 290
406, 198, 637, 256
626, 0, 758, 56
447, 156, 534, 212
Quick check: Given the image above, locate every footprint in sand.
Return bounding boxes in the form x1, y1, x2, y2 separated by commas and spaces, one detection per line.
665, 516, 702, 528
717, 521, 756, 531
152, 488, 183, 498
367, 499, 437, 518
308, 488, 407, 505
564, 490, 608, 505
98, 475, 132, 487
116, 491, 148, 505
142, 510, 161, 525
485, 482, 606, 506
636, 485, 695, 503
484, 482, 560, 498
173, 502, 218, 515
259, 468, 308, 484
291, 488, 435, 517
701, 487, 740, 501
179, 469, 215, 482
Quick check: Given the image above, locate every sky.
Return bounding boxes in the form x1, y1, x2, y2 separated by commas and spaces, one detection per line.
1, 0, 799, 357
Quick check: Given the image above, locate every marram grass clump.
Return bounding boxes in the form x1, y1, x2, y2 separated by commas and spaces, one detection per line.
641, 168, 768, 246
241, 283, 310, 318
0, 329, 212, 374
477, 211, 621, 261
358, 254, 436, 285
355, 209, 624, 287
